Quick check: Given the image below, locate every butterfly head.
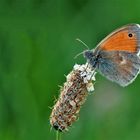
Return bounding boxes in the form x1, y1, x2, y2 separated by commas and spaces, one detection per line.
83, 49, 99, 68
83, 50, 94, 60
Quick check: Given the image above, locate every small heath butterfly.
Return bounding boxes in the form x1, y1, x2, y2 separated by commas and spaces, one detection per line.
84, 24, 140, 87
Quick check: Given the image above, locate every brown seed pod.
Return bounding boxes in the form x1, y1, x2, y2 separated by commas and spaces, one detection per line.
50, 64, 96, 132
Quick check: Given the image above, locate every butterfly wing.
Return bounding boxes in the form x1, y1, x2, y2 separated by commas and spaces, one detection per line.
97, 24, 140, 54
96, 24, 140, 86
97, 51, 140, 86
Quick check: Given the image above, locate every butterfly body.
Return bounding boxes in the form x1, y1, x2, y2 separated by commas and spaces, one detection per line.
84, 24, 140, 87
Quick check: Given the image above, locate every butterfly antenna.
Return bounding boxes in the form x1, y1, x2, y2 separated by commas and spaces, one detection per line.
74, 51, 84, 59
74, 38, 90, 59
76, 38, 89, 50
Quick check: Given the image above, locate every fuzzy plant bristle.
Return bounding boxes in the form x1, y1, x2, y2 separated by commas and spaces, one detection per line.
50, 64, 96, 132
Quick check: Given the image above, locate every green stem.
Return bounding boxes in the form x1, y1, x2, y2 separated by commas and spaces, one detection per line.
56, 131, 61, 140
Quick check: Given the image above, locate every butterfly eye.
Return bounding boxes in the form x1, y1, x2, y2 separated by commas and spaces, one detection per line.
128, 33, 133, 38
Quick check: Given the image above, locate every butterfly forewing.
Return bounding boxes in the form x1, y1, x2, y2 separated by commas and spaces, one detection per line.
97, 24, 140, 55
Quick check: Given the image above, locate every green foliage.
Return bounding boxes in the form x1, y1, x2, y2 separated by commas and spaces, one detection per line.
0, 0, 140, 140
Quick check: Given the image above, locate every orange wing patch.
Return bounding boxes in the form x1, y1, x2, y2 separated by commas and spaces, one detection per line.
100, 30, 137, 53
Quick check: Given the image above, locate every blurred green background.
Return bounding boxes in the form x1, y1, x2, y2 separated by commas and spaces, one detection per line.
0, 0, 140, 140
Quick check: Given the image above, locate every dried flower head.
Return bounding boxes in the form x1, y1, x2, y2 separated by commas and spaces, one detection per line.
50, 63, 96, 132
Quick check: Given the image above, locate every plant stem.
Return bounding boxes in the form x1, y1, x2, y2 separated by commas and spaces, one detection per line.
56, 131, 61, 140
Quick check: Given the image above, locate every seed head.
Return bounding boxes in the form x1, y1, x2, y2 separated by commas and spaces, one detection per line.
50, 64, 96, 132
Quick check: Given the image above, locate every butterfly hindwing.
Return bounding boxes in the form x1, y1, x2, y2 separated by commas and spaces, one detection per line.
97, 51, 140, 86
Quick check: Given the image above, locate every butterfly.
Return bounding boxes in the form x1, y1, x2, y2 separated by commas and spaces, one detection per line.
83, 24, 140, 87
